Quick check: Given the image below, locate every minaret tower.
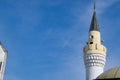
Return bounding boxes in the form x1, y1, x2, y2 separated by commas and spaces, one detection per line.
0, 42, 7, 80
83, 1, 107, 80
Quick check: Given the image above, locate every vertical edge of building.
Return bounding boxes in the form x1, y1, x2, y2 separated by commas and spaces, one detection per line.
0, 42, 7, 80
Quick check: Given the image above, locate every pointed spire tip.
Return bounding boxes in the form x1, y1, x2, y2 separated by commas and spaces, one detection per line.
94, 0, 96, 11
89, 0, 100, 32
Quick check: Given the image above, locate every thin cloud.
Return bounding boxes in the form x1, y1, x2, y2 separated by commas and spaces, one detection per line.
4, 74, 22, 80
97, 0, 119, 14
78, 0, 119, 27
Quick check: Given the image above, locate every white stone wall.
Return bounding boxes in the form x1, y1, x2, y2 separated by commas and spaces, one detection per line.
84, 53, 106, 80
89, 31, 101, 44
0, 45, 7, 80
86, 66, 103, 80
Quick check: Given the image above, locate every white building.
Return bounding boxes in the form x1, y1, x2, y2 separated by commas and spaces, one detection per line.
0, 42, 7, 80
83, 1, 107, 80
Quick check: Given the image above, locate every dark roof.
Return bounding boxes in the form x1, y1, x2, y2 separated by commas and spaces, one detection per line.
96, 67, 120, 80
89, 10, 100, 32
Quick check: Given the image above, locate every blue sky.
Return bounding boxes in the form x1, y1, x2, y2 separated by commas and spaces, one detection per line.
0, 0, 120, 80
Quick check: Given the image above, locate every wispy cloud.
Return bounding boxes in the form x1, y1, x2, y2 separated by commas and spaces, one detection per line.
105, 47, 120, 69
97, 0, 119, 14
76, 0, 119, 27
4, 74, 22, 80
3, 0, 120, 80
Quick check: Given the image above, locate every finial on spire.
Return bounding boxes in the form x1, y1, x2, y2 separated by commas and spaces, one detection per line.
89, 0, 100, 32
94, 0, 96, 11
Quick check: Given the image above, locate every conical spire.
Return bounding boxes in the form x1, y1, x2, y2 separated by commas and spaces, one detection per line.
89, 0, 100, 32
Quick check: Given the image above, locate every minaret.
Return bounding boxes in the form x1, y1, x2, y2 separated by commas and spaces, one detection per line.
83, 1, 107, 80
0, 42, 7, 80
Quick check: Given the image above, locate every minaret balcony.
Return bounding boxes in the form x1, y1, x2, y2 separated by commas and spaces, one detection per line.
83, 44, 106, 55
